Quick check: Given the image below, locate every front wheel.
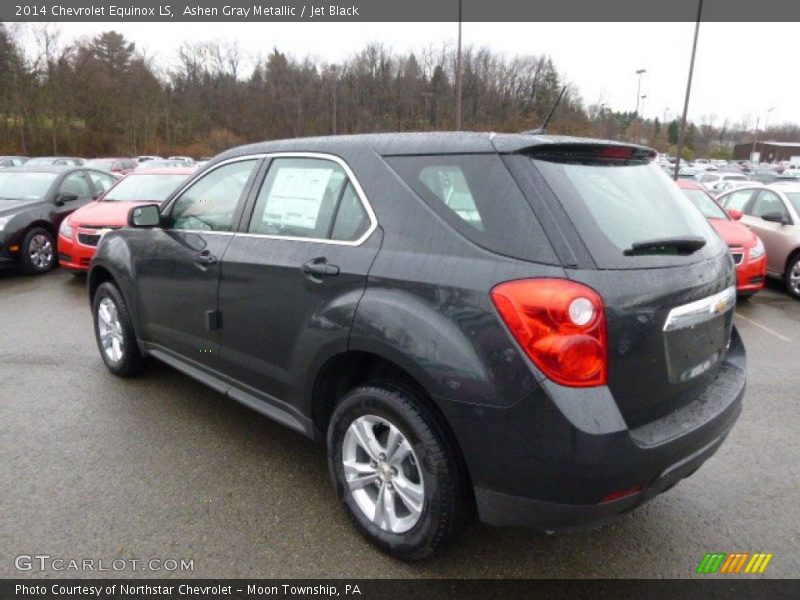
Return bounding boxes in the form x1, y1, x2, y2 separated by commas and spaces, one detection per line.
785, 254, 800, 299
327, 384, 469, 560
20, 227, 56, 274
92, 282, 145, 377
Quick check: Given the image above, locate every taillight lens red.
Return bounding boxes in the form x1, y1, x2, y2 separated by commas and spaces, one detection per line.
490, 278, 607, 387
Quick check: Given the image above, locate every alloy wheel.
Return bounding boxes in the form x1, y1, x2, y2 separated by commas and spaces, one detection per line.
97, 297, 124, 363
28, 234, 53, 270
790, 259, 800, 296
342, 415, 425, 533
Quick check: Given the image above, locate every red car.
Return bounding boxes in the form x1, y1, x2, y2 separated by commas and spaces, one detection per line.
677, 179, 766, 297
58, 167, 195, 272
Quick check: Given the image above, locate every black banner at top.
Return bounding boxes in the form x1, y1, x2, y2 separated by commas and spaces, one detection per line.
2, 0, 800, 22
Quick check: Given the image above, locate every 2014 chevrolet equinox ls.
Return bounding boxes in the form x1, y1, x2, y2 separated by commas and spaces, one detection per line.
87, 133, 745, 560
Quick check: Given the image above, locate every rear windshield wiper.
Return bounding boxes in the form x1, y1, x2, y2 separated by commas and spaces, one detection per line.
623, 236, 706, 256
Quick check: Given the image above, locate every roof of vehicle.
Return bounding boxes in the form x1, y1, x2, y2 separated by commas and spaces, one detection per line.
768, 182, 800, 192
126, 167, 196, 175
0, 165, 74, 173
216, 132, 654, 161
27, 156, 83, 161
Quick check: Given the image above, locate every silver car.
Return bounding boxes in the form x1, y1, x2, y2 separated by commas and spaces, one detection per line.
717, 183, 800, 298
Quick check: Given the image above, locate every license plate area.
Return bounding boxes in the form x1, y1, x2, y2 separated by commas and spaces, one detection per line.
662, 287, 735, 384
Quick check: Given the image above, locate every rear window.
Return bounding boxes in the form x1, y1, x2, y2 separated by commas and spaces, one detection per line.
386, 154, 557, 263
532, 158, 724, 268
680, 188, 729, 220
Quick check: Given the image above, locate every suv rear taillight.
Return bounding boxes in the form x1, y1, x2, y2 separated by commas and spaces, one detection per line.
490, 279, 607, 387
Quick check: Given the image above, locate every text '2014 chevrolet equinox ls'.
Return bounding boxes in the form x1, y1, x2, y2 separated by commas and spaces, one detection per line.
88, 133, 745, 560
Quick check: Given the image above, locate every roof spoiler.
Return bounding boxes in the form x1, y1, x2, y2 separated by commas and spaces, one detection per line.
521, 86, 568, 135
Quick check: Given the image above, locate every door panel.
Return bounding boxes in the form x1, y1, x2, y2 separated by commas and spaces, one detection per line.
217, 155, 380, 406
742, 190, 792, 274
134, 158, 261, 366
135, 231, 233, 365
218, 234, 381, 404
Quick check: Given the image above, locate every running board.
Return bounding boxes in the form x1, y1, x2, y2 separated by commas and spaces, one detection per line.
147, 346, 313, 438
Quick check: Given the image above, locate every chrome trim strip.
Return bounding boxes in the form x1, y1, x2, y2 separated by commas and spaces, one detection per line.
161, 152, 378, 248
663, 286, 736, 332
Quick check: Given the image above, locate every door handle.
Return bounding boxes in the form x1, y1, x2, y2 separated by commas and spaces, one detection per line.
195, 250, 217, 267
302, 258, 340, 279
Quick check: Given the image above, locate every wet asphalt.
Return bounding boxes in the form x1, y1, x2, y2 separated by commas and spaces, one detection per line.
1, 269, 798, 578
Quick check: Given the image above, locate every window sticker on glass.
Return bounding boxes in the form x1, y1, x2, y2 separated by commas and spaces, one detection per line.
262, 167, 334, 230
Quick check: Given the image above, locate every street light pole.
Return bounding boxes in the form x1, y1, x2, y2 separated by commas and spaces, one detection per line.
455, 0, 463, 130
764, 106, 774, 137
751, 116, 760, 162
634, 68, 646, 142
640, 94, 647, 124
673, 0, 703, 180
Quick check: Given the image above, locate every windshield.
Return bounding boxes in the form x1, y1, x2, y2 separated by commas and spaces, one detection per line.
0, 172, 58, 200
103, 173, 189, 202
786, 193, 800, 215
680, 188, 729, 220
533, 158, 722, 267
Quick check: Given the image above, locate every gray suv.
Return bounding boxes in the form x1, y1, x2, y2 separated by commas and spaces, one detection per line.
88, 133, 745, 559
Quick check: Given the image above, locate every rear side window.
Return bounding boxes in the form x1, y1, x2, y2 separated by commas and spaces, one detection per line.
249, 157, 371, 242
386, 154, 557, 263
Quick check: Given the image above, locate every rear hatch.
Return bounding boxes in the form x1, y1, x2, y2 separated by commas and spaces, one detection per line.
504, 143, 736, 428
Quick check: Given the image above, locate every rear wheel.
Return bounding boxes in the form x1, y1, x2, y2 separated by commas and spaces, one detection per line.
92, 282, 145, 377
20, 227, 56, 274
327, 384, 469, 560
785, 253, 800, 299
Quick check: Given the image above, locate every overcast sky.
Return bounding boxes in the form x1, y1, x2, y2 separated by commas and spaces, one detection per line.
16, 21, 799, 129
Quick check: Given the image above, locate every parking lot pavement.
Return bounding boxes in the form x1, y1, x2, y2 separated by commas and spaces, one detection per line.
1, 270, 798, 579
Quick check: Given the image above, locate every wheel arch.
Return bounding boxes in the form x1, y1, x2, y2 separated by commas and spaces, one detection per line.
310, 349, 474, 497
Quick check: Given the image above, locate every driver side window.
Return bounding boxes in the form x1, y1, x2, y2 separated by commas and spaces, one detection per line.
750, 191, 790, 220
170, 159, 257, 231
59, 172, 92, 197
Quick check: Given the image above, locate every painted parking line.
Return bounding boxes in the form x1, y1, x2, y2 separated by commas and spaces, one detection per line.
735, 313, 793, 343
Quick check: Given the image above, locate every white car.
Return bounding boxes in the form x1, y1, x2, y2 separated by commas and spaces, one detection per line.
695, 171, 749, 192
167, 155, 195, 164
693, 158, 716, 171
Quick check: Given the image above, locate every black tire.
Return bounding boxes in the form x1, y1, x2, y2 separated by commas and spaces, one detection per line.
92, 281, 145, 377
785, 252, 800, 299
327, 383, 469, 560
19, 227, 56, 274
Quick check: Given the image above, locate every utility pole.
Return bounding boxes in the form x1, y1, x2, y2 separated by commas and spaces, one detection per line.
673, 0, 703, 180
331, 65, 338, 135
455, 0, 463, 130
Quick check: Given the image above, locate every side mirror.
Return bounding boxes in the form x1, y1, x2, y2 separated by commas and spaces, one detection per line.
727, 209, 742, 220
55, 192, 79, 205
761, 211, 788, 225
129, 204, 161, 227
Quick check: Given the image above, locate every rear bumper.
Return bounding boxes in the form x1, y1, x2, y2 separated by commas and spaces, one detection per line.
475, 399, 740, 529
439, 327, 746, 530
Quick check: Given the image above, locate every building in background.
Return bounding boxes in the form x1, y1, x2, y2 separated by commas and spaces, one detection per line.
733, 141, 800, 163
